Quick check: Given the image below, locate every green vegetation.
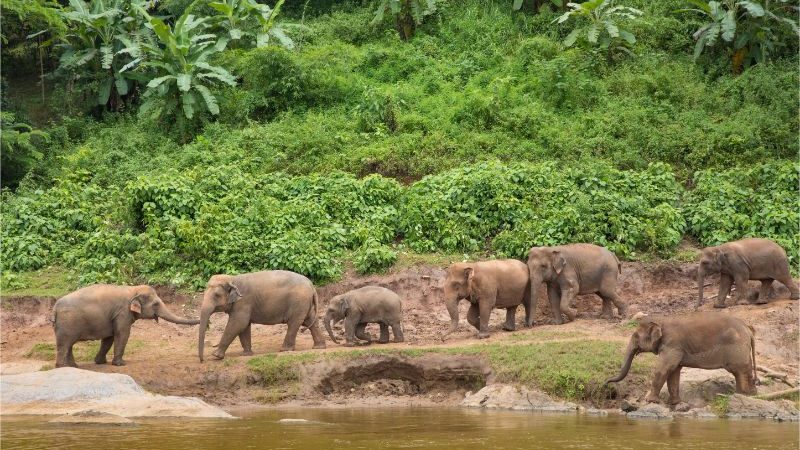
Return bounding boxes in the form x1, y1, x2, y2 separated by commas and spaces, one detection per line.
24, 339, 144, 361
246, 352, 319, 387
712, 393, 731, 416
2, 0, 798, 288
1, 266, 75, 297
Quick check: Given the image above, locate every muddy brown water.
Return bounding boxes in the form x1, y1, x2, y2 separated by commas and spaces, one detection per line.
2, 408, 798, 450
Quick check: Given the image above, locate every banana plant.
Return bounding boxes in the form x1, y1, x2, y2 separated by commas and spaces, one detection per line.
207, 0, 293, 49
56, 0, 150, 108
678, 0, 799, 74
131, 6, 236, 125
372, 0, 440, 41
553, 0, 642, 59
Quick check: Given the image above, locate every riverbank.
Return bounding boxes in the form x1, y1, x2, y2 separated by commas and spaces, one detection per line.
2, 261, 798, 420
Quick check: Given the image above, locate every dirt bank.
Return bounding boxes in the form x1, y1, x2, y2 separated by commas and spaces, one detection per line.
1, 261, 798, 413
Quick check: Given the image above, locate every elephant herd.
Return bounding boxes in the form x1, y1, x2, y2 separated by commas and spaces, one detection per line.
51, 237, 798, 406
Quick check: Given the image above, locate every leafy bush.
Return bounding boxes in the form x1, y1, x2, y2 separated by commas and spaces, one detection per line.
684, 160, 799, 264
400, 161, 685, 258
353, 240, 398, 274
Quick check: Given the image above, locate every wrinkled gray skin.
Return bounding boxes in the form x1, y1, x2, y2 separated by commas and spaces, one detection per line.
324, 286, 404, 346
605, 313, 757, 405
443, 259, 532, 340
52, 284, 199, 367
198, 270, 326, 362
697, 238, 800, 308
527, 244, 626, 324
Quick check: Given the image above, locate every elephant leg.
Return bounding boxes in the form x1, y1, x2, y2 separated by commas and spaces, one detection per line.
522, 283, 534, 328
733, 369, 757, 395
67, 345, 77, 367
756, 279, 773, 305
559, 285, 577, 323
600, 288, 626, 319
391, 321, 404, 343
714, 274, 733, 308
343, 313, 361, 347
666, 368, 682, 405
733, 270, 750, 305
55, 334, 76, 368
281, 318, 304, 352
355, 322, 372, 343
378, 323, 391, 343
599, 296, 614, 319
477, 299, 494, 339
648, 352, 681, 404
238, 324, 253, 356
303, 312, 326, 350
111, 326, 131, 366
94, 336, 114, 364
547, 283, 562, 324
214, 311, 249, 359
466, 303, 480, 330
502, 306, 517, 331
775, 270, 800, 300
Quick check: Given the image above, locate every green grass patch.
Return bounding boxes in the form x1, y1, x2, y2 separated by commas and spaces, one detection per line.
25, 340, 145, 362
712, 394, 730, 416
1, 267, 76, 298
503, 330, 587, 342
246, 353, 321, 387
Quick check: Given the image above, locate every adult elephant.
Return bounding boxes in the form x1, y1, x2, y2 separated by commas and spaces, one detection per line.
324, 286, 404, 346
527, 244, 626, 324
198, 270, 326, 362
442, 259, 532, 340
605, 313, 757, 405
697, 238, 799, 308
52, 285, 199, 367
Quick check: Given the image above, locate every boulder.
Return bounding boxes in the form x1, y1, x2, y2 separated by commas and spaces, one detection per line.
461, 384, 577, 413
724, 394, 799, 422
659, 368, 734, 408
626, 403, 673, 420
50, 410, 135, 426
1, 367, 232, 419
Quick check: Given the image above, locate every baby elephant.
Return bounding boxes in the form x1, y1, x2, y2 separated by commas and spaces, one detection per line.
324, 286, 404, 346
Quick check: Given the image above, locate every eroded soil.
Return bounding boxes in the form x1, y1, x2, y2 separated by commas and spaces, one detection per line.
1, 261, 798, 409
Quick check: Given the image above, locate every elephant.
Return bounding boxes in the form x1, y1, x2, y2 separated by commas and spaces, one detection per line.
323, 286, 404, 346
442, 259, 532, 340
605, 313, 757, 405
198, 270, 326, 362
51, 284, 199, 367
697, 238, 799, 308
527, 244, 627, 324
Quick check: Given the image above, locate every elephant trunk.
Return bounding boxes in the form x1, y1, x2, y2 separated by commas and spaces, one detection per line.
605, 340, 637, 384
529, 271, 542, 324
324, 312, 339, 344
696, 267, 705, 308
198, 302, 215, 363
156, 300, 200, 325
442, 294, 460, 339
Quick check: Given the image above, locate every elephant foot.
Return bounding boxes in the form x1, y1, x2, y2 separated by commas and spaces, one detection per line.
524, 320, 534, 328
599, 312, 614, 320
644, 394, 661, 404
501, 324, 515, 332
211, 350, 226, 360
279, 345, 295, 352
477, 331, 490, 339
241, 350, 254, 356
312, 343, 326, 349
94, 357, 107, 365
755, 299, 768, 305
790, 293, 800, 300
713, 303, 727, 309
377, 338, 390, 344
343, 342, 356, 347
393, 338, 404, 343
111, 359, 126, 366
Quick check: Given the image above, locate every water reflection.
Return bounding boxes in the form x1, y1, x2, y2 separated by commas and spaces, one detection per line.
2, 408, 798, 450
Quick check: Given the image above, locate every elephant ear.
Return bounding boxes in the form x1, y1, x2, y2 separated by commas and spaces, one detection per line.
551, 250, 566, 275
226, 282, 242, 304
646, 322, 663, 350
464, 267, 475, 292
129, 294, 143, 314
339, 296, 350, 316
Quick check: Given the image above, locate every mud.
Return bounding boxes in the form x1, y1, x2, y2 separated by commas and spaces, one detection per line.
1, 260, 798, 412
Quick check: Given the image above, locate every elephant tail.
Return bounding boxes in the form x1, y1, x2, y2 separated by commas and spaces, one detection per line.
749, 325, 758, 385
614, 254, 622, 274
309, 288, 320, 327
50, 308, 57, 327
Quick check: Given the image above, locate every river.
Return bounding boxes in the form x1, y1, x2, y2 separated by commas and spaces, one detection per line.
2, 408, 798, 450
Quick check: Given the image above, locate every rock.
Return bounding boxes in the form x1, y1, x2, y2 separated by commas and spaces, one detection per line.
461, 384, 577, 413
1, 367, 232, 419
674, 402, 691, 412
626, 403, 673, 420
660, 368, 734, 408
50, 410, 135, 426
620, 399, 638, 412
724, 394, 799, 421
0, 362, 45, 375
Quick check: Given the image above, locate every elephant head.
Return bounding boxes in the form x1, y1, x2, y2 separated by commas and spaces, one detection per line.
697, 247, 727, 307
198, 275, 242, 362
605, 320, 663, 385
129, 285, 199, 325
442, 263, 476, 337
527, 247, 566, 315
323, 294, 350, 344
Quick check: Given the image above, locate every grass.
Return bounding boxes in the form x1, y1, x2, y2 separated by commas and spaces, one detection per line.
25, 340, 145, 362
712, 394, 730, 416
503, 330, 587, 342
246, 352, 320, 387
1, 267, 76, 298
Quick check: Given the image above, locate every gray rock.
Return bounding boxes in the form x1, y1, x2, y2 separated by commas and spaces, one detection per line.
620, 399, 638, 412
724, 394, 799, 421
50, 410, 135, 426
584, 408, 609, 416
461, 384, 577, 413
627, 403, 673, 420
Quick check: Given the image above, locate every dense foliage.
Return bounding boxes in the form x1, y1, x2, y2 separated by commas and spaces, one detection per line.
2, 0, 798, 287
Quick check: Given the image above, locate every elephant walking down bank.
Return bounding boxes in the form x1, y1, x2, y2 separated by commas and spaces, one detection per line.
52, 285, 199, 367
697, 238, 799, 308
324, 286, 404, 346
527, 244, 627, 324
442, 259, 532, 339
198, 270, 326, 362
605, 313, 757, 405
